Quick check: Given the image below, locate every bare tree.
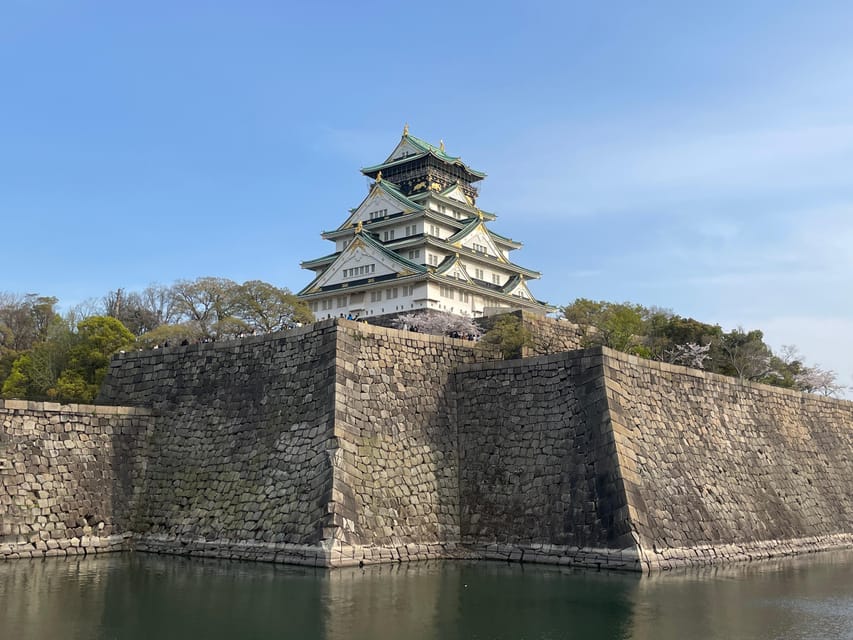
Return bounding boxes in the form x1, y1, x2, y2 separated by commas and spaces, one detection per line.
170, 277, 241, 339
664, 342, 712, 369
718, 328, 777, 380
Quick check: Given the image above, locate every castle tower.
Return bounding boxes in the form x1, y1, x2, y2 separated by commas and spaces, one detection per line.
298, 126, 550, 319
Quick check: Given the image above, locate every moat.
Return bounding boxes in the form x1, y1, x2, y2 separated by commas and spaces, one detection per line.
3, 551, 853, 640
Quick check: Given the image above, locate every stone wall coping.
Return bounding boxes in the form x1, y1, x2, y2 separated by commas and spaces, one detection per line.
456, 348, 597, 373
338, 318, 501, 354
108, 317, 339, 363
105, 317, 498, 369
0, 398, 152, 416
598, 346, 853, 407
456, 345, 853, 408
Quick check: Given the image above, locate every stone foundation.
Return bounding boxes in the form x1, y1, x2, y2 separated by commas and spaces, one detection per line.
3, 319, 853, 572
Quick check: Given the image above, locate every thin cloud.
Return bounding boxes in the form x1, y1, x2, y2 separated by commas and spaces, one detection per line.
489, 123, 853, 219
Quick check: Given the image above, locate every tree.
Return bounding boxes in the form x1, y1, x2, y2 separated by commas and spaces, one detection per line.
561, 298, 645, 352
170, 277, 241, 339
135, 323, 200, 349
233, 280, 313, 333
480, 314, 531, 359
664, 342, 712, 369
0, 293, 61, 353
392, 311, 480, 338
104, 284, 177, 336
54, 316, 135, 403
794, 365, 846, 397
1, 315, 75, 400
716, 328, 776, 381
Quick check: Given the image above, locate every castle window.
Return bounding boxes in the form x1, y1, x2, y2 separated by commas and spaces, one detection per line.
383, 229, 395, 242
386, 287, 398, 300
408, 249, 421, 260
474, 268, 484, 280
405, 224, 418, 236
343, 264, 375, 279
473, 243, 488, 254
336, 296, 347, 308
428, 254, 439, 266
461, 292, 469, 303
370, 291, 382, 302
369, 209, 387, 220
492, 273, 501, 285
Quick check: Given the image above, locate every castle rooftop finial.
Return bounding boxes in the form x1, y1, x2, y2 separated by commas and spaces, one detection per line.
439, 139, 445, 152
403, 123, 409, 137
376, 170, 382, 183
354, 220, 363, 234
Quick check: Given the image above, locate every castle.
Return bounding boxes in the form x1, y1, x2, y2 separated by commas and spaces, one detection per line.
2, 132, 853, 573
298, 127, 549, 319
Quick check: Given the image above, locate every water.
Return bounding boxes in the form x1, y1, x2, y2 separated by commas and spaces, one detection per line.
2, 551, 853, 640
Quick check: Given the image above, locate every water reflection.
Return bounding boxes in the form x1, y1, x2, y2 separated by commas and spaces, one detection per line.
1, 551, 853, 639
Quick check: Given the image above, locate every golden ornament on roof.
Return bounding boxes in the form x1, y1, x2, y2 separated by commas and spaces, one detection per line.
354, 220, 363, 234
439, 139, 445, 152
376, 170, 382, 183
403, 123, 409, 136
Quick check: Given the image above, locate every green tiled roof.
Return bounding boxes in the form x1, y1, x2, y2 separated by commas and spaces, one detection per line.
300, 251, 340, 268
486, 228, 522, 248
501, 274, 522, 294
361, 133, 486, 179
298, 232, 427, 296
433, 253, 472, 282
426, 237, 541, 278
379, 180, 425, 210
446, 218, 522, 250
357, 231, 429, 274
335, 179, 424, 232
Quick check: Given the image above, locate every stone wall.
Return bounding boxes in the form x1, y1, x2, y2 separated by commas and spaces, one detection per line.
329, 321, 500, 566
0, 399, 153, 559
476, 310, 585, 357
601, 349, 853, 570
516, 311, 585, 357
4, 318, 853, 572
96, 320, 340, 566
455, 352, 639, 570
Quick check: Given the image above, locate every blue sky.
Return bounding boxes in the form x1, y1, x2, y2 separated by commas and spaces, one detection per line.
2, 1, 852, 389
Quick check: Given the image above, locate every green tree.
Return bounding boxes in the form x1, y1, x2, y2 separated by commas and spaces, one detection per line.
715, 327, 776, 381
561, 298, 645, 353
1, 316, 75, 400
0, 293, 61, 353
55, 316, 135, 403
481, 314, 532, 359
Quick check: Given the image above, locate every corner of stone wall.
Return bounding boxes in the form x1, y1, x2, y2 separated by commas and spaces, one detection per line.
597, 349, 654, 571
